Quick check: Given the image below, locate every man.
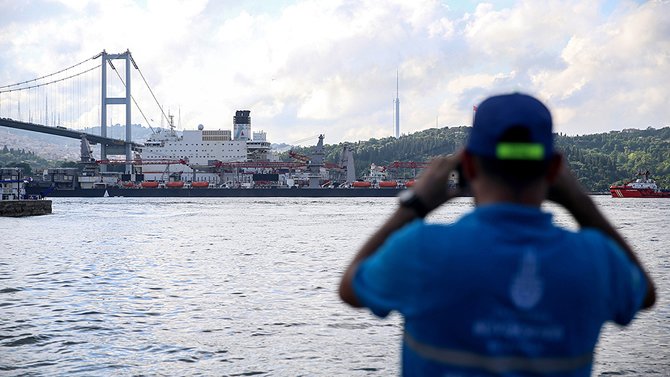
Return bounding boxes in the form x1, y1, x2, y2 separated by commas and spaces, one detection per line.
339, 93, 655, 376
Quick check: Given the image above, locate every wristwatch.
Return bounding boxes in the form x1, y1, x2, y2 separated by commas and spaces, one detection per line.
398, 188, 430, 218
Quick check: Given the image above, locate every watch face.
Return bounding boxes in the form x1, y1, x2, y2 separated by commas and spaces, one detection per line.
398, 189, 414, 203
398, 188, 428, 217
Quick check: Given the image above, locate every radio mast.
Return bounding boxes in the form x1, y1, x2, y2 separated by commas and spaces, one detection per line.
394, 71, 400, 138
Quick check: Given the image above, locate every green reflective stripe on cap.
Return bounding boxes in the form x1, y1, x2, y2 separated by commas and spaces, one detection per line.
496, 142, 545, 160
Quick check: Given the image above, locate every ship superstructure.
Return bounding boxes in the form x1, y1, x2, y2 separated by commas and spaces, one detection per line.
364, 163, 388, 183
140, 110, 276, 182
610, 170, 670, 198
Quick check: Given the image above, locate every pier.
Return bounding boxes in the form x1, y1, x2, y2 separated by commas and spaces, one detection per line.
1, 168, 52, 216
0, 199, 52, 217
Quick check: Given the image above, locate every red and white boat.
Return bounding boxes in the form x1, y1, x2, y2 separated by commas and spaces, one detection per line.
610, 171, 670, 198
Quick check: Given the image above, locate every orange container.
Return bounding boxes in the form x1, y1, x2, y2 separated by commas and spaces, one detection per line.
141, 181, 159, 188
379, 181, 398, 188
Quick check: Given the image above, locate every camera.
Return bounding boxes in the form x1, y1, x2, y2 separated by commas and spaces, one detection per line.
454, 163, 470, 193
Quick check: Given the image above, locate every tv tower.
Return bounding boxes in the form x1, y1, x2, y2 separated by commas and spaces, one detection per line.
394, 71, 400, 138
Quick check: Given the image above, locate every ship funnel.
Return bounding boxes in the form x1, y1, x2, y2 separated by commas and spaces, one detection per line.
233, 110, 251, 141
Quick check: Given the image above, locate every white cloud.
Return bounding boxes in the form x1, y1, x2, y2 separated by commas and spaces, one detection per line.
428, 17, 455, 38
0, 0, 668, 146
447, 72, 510, 95
537, 0, 670, 133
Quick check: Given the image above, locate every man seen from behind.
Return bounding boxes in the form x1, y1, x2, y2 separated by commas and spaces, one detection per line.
339, 93, 656, 376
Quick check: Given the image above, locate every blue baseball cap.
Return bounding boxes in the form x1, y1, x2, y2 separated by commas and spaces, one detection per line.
467, 93, 554, 160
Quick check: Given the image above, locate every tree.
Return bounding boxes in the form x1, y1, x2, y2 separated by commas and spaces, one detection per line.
59, 160, 84, 172
5, 161, 32, 175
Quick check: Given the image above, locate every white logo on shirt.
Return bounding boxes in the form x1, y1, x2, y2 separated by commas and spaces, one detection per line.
510, 249, 544, 310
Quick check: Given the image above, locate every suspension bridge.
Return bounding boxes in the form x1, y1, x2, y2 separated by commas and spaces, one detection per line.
0, 50, 168, 173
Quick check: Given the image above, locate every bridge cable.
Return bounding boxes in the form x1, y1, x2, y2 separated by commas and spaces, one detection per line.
129, 54, 170, 126
0, 65, 100, 94
0, 53, 100, 90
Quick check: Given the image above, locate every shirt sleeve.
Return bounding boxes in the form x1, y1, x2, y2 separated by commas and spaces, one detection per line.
352, 220, 426, 318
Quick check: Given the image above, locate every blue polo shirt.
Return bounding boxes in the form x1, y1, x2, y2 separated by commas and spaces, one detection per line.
353, 204, 647, 376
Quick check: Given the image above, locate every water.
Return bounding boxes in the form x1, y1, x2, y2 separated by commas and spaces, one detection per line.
1, 197, 668, 376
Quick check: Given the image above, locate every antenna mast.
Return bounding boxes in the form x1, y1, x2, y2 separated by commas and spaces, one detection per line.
394, 71, 400, 138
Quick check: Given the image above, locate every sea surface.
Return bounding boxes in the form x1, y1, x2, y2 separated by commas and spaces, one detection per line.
1, 196, 668, 376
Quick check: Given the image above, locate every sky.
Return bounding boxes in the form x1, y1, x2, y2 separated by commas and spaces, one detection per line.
0, 0, 668, 146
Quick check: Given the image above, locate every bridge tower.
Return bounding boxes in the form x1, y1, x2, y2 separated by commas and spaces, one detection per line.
100, 50, 133, 173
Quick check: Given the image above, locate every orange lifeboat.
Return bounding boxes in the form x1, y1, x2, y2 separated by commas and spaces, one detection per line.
191, 181, 209, 188
166, 181, 184, 188
405, 180, 416, 187
141, 181, 159, 188
122, 182, 134, 187
352, 181, 372, 188
379, 181, 398, 188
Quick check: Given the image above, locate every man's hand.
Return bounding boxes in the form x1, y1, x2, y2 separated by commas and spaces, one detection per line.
339, 152, 464, 307
546, 156, 586, 208
411, 152, 464, 213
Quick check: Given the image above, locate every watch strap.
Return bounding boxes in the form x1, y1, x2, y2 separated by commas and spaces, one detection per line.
400, 189, 430, 218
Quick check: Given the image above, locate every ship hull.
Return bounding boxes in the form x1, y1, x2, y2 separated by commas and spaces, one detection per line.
610, 187, 670, 198
26, 187, 406, 198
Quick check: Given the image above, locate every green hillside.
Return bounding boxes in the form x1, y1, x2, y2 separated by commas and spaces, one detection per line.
0, 146, 51, 175
283, 126, 670, 192
3, 125, 669, 192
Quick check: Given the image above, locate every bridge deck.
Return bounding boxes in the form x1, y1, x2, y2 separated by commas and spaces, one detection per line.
0, 118, 144, 148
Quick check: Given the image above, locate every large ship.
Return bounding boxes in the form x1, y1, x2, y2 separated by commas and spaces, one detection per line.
25, 110, 430, 197
610, 171, 670, 198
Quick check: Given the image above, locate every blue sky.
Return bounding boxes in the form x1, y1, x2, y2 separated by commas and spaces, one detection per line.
0, 0, 668, 145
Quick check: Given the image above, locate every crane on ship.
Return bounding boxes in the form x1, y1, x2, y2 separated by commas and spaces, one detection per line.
288, 150, 345, 170
287, 137, 358, 187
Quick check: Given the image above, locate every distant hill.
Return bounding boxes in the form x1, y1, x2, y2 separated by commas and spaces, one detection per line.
282, 126, 670, 192
3, 122, 670, 192
282, 126, 470, 180
0, 123, 160, 171
0, 123, 159, 160
555, 127, 670, 191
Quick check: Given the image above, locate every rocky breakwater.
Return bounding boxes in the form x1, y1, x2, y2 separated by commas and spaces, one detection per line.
0, 200, 52, 217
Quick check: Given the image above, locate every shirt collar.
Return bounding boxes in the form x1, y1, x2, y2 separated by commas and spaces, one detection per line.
471, 203, 554, 227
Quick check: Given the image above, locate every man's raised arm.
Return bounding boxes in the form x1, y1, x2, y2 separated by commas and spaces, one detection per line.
548, 160, 656, 309
339, 154, 463, 308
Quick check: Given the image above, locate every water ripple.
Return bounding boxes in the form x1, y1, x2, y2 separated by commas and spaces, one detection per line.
0, 197, 667, 375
